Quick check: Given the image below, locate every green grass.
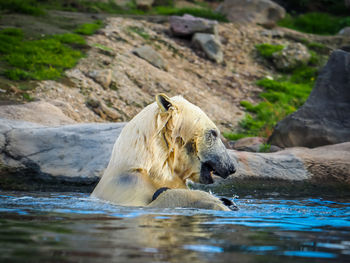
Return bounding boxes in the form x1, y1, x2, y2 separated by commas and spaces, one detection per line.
259, 143, 271, 153
0, 0, 45, 15
75, 20, 103, 35
93, 43, 113, 52
127, 26, 151, 40
0, 0, 227, 22
278, 12, 350, 35
255, 44, 285, 59
224, 64, 318, 139
239, 74, 314, 138
0, 28, 85, 80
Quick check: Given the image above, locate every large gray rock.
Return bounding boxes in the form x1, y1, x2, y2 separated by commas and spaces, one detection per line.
338, 27, 350, 36
0, 118, 124, 187
192, 33, 223, 63
216, 0, 285, 25
132, 45, 167, 70
194, 142, 350, 196
269, 50, 350, 148
169, 14, 218, 37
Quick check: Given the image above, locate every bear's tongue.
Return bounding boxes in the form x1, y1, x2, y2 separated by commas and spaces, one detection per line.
199, 162, 214, 184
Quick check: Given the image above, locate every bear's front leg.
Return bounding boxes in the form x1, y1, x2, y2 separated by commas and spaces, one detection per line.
147, 189, 236, 211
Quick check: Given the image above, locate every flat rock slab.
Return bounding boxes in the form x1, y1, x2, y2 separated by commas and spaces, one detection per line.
196, 143, 350, 197
1, 119, 349, 196
216, 0, 285, 25
132, 45, 167, 70
0, 101, 76, 126
0, 118, 124, 190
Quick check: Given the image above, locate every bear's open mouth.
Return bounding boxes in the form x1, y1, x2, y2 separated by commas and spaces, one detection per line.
199, 162, 215, 184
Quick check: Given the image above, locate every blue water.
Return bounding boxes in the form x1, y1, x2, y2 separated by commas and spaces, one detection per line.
0, 191, 350, 263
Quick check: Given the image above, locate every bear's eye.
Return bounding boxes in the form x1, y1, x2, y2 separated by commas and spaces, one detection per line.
210, 129, 218, 138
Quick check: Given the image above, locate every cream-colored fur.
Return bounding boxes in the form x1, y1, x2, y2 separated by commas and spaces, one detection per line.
92, 95, 231, 210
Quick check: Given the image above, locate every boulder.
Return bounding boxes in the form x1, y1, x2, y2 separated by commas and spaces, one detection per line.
86, 94, 122, 121
0, 101, 76, 126
169, 14, 218, 37
0, 118, 124, 190
230, 137, 266, 152
192, 33, 223, 63
193, 142, 350, 197
132, 45, 167, 70
272, 43, 310, 71
269, 50, 350, 148
338, 27, 350, 36
87, 69, 113, 89
216, 0, 285, 25
135, 0, 154, 10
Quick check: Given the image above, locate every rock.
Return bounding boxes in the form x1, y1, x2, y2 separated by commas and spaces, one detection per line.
169, 14, 218, 37
1, 119, 350, 195
260, 29, 284, 38
269, 50, 350, 148
192, 33, 223, 63
231, 137, 266, 152
87, 69, 113, 89
193, 142, 350, 197
0, 118, 125, 189
216, 0, 285, 25
0, 101, 76, 126
135, 0, 154, 10
272, 43, 310, 71
87, 94, 122, 121
114, 0, 131, 6
132, 45, 167, 70
338, 27, 350, 36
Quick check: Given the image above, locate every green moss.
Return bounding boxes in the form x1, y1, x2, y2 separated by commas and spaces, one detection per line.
278, 12, 350, 35
259, 143, 271, 153
0, 0, 227, 22
75, 20, 103, 35
222, 132, 254, 141
93, 43, 113, 52
256, 44, 285, 59
127, 26, 150, 40
224, 66, 317, 139
22, 93, 34, 101
53, 33, 86, 45
0, 28, 84, 81
224, 43, 326, 140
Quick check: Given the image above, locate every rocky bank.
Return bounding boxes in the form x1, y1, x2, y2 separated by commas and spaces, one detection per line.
1, 3, 350, 196
1, 118, 349, 196
1, 11, 348, 131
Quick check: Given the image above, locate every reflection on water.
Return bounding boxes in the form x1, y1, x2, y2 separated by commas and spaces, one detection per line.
0, 191, 349, 263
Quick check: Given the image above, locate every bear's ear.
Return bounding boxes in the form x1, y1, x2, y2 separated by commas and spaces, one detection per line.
156, 93, 173, 112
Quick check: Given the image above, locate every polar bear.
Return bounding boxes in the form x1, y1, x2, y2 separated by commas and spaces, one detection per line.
92, 94, 236, 210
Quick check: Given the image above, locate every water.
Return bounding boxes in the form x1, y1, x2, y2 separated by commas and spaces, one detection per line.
0, 191, 350, 263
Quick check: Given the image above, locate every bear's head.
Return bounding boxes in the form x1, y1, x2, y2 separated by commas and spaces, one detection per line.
155, 94, 236, 185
